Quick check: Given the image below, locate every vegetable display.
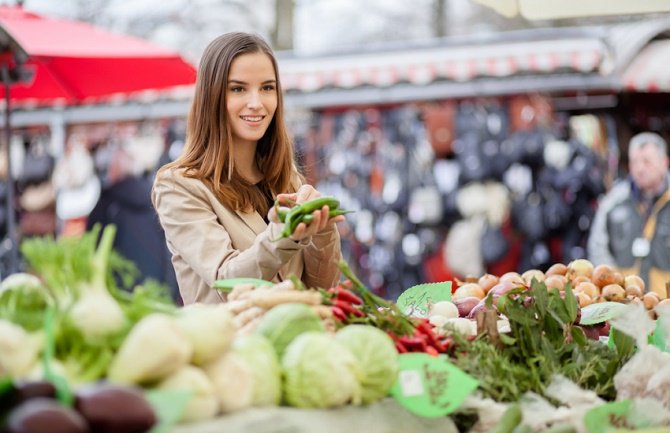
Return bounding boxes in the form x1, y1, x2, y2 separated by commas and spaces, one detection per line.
3, 225, 670, 432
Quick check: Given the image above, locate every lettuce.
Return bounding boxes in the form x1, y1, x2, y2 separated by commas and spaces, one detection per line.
232, 334, 282, 406
335, 325, 399, 404
282, 332, 362, 408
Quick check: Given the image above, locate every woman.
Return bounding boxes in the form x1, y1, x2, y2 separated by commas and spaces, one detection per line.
152, 32, 343, 304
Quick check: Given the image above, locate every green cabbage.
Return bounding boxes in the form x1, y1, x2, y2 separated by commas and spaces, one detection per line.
335, 324, 399, 404
255, 303, 325, 359
282, 332, 362, 408
231, 334, 282, 406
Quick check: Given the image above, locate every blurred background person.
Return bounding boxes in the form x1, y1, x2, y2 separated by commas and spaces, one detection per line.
588, 132, 670, 298
87, 137, 180, 303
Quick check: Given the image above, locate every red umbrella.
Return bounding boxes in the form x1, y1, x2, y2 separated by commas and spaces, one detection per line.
0, 5, 197, 107
0, 5, 196, 274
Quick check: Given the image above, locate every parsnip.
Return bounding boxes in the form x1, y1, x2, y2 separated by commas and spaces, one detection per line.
155, 365, 219, 422
175, 303, 236, 365
228, 283, 254, 301
233, 306, 266, 329
203, 351, 254, 413
107, 313, 192, 384
248, 290, 322, 309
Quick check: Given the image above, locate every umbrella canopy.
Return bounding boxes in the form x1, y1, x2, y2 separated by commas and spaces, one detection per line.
0, 5, 196, 108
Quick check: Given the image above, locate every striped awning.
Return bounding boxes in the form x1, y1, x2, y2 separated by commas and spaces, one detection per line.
622, 39, 670, 92
279, 37, 608, 93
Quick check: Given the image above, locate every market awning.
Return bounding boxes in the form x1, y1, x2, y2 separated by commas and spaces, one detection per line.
279, 37, 608, 93
621, 39, 670, 92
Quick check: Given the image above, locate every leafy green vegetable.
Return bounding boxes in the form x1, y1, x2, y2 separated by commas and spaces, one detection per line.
282, 332, 362, 408
255, 303, 325, 359
232, 334, 282, 406
334, 325, 399, 404
452, 281, 634, 402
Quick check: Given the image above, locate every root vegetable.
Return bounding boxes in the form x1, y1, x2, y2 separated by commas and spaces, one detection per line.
521, 269, 545, 285
624, 285, 643, 299
453, 296, 481, 317
69, 226, 126, 340
567, 259, 594, 279
602, 284, 626, 302
248, 290, 322, 309
544, 274, 567, 291
203, 352, 254, 413
478, 274, 500, 294
227, 283, 254, 301
156, 365, 219, 422
643, 292, 660, 310
624, 274, 645, 292
545, 263, 567, 276
443, 318, 476, 336
429, 301, 459, 319
175, 303, 236, 365
591, 264, 617, 288
453, 283, 485, 301
575, 281, 599, 299
428, 314, 449, 328
0, 320, 43, 378
223, 299, 253, 315
107, 313, 192, 385
499, 272, 524, 286
233, 307, 266, 329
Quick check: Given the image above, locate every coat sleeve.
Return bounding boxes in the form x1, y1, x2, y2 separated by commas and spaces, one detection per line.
302, 226, 343, 290
153, 170, 306, 290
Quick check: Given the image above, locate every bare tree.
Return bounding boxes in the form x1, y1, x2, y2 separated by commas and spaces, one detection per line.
433, 0, 447, 37
272, 0, 294, 50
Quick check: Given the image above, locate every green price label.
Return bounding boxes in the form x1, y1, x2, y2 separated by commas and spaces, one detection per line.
390, 353, 478, 418
584, 399, 632, 433
579, 302, 629, 325
396, 282, 452, 318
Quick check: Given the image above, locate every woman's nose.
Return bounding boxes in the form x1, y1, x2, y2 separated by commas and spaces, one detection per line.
246, 91, 262, 109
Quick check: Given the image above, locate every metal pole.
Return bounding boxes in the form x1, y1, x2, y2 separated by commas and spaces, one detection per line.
3, 64, 18, 275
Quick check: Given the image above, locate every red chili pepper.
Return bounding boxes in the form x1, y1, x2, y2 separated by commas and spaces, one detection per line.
331, 306, 347, 321
335, 288, 363, 305
425, 345, 440, 357
395, 340, 409, 353
334, 300, 365, 317
398, 335, 428, 352
415, 321, 446, 352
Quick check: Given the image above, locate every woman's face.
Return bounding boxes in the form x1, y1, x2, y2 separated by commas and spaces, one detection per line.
226, 51, 278, 147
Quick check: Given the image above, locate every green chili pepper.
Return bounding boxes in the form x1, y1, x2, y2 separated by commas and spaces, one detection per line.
273, 196, 350, 241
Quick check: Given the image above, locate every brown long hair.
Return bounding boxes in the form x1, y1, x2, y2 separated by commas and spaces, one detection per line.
160, 32, 301, 215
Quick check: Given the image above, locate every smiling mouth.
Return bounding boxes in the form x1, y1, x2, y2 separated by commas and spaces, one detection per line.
241, 115, 264, 122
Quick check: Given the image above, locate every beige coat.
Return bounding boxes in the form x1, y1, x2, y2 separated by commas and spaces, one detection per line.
152, 168, 342, 304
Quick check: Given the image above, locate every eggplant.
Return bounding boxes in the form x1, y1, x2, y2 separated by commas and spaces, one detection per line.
1, 380, 57, 417
74, 384, 156, 433
4, 398, 89, 433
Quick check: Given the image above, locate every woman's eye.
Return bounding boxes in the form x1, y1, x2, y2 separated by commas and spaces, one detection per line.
262, 85, 276, 92
229, 86, 244, 93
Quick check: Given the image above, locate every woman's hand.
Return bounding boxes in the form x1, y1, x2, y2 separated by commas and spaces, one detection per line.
270, 185, 345, 241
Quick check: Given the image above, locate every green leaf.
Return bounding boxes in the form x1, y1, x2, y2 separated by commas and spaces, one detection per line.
499, 333, 517, 346
564, 285, 578, 323
144, 389, 192, 433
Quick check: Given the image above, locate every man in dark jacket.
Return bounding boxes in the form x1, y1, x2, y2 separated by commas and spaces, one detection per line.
87, 145, 180, 303
588, 132, 670, 299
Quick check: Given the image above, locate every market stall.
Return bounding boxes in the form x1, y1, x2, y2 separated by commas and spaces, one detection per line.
1, 221, 669, 433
